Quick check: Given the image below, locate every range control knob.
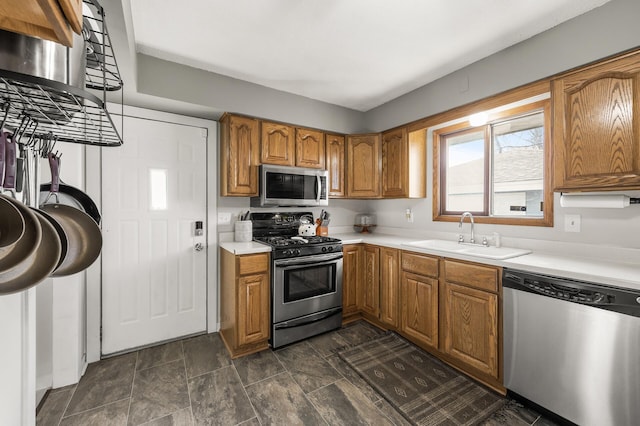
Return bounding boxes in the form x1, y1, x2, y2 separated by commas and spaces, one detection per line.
322, 246, 328, 252
294, 249, 301, 256
327, 246, 334, 252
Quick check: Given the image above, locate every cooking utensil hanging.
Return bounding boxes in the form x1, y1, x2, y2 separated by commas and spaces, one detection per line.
0, 204, 61, 294
39, 150, 102, 276
40, 150, 101, 224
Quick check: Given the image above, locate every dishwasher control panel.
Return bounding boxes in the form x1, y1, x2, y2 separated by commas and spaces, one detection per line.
503, 269, 640, 318
524, 279, 609, 304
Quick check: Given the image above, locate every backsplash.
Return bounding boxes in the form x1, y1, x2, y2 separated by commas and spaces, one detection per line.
366, 191, 640, 250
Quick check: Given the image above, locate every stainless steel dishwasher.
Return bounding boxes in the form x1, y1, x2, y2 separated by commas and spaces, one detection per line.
503, 269, 640, 426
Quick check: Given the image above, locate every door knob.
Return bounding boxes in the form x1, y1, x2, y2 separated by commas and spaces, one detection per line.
195, 243, 204, 252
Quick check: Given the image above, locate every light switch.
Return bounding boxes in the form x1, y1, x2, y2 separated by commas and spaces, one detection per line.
218, 212, 231, 225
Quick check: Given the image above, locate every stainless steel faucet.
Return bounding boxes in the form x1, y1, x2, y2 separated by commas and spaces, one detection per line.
459, 212, 475, 243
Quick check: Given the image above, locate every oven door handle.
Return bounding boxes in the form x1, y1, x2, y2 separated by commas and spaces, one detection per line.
274, 307, 343, 330
275, 253, 343, 267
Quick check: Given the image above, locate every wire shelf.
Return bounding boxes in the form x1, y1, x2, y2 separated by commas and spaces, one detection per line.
0, 0, 123, 147
83, 0, 123, 92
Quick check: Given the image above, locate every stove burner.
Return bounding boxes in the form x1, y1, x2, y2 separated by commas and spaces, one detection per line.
255, 235, 341, 247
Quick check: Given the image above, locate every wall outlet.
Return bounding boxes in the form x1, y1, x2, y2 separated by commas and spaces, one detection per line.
405, 208, 414, 223
564, 214, 581, 232
217, 212, 232, 225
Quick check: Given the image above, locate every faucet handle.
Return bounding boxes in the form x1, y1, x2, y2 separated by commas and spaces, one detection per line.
458, 234, 464, 243
482, 236, 489, 246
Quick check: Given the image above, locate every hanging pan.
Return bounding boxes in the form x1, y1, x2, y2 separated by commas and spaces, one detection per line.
40, 154, 102, 277
0, 133, 42, 276
0, 204, 61, 295
0, 132, 26, 252
33, 207, 68, 272
40, 204, 101, 276
40, 152, 101, 224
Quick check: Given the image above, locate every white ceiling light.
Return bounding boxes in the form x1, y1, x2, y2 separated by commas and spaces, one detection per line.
469, 112, 489, 127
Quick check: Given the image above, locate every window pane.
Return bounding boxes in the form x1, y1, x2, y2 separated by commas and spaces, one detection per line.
491, 112, 544, 217
445, 130, 485, 212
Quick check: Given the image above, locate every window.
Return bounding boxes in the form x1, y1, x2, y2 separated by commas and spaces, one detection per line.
433, 99, 552, 226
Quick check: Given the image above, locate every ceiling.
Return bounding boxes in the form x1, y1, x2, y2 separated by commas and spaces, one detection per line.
129, 0, 610, 112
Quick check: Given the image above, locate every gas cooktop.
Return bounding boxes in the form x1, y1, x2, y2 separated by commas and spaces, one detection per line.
250, 212, 342, 259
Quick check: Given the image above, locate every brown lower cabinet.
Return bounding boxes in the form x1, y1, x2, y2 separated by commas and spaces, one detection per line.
345, 247, 504, 393
360, 245, 380, 317
220, 250, 270, 358
353, 245, 400, 329
342, 244, 362, 319
441, 259, 500, 382
400, 251, 439, 349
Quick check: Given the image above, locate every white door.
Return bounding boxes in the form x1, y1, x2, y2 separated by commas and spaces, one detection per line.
101, 116, 207, 355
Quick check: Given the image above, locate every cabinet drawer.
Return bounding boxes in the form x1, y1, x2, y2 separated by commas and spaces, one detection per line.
238, 253, 269, 275
444, 260, 498, 293
401, 251, 438, 278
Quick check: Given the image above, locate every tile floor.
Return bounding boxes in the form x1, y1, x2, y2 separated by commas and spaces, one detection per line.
36, 321, 559, 426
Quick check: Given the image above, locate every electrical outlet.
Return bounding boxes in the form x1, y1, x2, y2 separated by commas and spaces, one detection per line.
564, 214, 581, 232
217, 212, 232, 225
405, 208, 414, 223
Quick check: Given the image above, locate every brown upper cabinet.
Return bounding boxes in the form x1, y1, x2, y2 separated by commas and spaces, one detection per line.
220, 114, 260, 196
261, 121, 295, 166
261, 121, 326, 169
295, 127, 325, 169
347, 133, 381, 198
325, 134, 346, 197
553, 50, 640, 191
381, 127, 427, 198
0, 0, 82, 47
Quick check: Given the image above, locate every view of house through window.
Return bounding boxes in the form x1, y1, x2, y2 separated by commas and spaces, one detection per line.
435, 97, 551, 226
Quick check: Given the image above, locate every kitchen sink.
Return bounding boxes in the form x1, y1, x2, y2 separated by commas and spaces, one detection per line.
403, 239, 465, 252
402, 239, 531, 260
457, 245, 532, 260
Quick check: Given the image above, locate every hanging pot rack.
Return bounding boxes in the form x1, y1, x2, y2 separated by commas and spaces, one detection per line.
0, 0, 123, 147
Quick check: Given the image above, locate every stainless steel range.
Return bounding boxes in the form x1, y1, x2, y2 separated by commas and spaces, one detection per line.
251, 212, 343, 349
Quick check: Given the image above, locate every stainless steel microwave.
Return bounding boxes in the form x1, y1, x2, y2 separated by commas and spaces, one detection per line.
251, 165, 329, 207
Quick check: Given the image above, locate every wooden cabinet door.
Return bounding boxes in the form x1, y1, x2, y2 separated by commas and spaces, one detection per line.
342, 244, 361, 316
220, 114, 260, 196
326, 134, 346, 197
295, 127, 325, 169
553, 51, 640, 191
359, 245, 379, 317
261, 121, 295, 166
237, 273, 270, 346
347, 134, 381, 198
400, 272, 438, 349
382, 128, 408, 198
379, 247, 399, 328
442, 282, 498, 379
0, 0, 75, 46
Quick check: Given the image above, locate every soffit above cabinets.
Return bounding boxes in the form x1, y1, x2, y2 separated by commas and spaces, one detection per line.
129, 0, 611, 112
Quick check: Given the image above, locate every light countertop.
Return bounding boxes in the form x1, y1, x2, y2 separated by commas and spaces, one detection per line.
220, 232, 640, 292
219, 241, 271, 255
330, 232, 640, 291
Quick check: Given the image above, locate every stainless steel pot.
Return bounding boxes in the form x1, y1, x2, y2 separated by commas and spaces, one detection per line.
0, 28, 86, 89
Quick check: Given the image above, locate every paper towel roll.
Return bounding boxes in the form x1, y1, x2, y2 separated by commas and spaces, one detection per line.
560, 194, 630, 208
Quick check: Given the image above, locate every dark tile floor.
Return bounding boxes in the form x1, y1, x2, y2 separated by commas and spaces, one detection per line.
36, 321, 558, 426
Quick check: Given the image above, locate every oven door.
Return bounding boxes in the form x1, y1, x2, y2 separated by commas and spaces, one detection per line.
272, 252, 343, 324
